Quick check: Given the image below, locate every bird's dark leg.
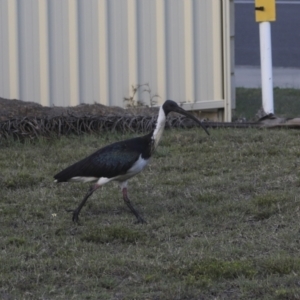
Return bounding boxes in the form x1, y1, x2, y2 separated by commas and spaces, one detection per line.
68, 184, 100, 222
122, 187, 146, 224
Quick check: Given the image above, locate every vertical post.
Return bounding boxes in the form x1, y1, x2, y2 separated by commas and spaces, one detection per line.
259, 21, 274, 114
255, 0, 276, 114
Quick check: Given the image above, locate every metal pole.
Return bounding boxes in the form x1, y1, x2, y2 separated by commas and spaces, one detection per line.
259, 21, 274, 114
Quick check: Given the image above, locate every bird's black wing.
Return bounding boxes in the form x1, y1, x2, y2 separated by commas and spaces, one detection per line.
54, 134, 152, 182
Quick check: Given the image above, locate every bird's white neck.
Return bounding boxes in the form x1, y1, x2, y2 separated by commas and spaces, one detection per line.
152, 105, 167, 149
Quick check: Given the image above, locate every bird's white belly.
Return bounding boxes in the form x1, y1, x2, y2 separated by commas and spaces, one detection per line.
68, 176, 98, 183
113, 156, 149, 183
125, 155, 149, 178
70, 156, 149, 186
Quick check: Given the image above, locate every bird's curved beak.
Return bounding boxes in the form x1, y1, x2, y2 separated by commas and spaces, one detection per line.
172, 106, 210, 135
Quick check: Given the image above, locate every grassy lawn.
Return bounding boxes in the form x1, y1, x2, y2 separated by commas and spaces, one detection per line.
1, 127, 300, 299
235, 88, 300, 120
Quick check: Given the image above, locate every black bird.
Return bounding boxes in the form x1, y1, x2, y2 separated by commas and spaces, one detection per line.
54, 100, 209, 223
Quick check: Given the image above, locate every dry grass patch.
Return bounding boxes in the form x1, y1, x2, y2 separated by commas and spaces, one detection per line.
1, 128, 300, 299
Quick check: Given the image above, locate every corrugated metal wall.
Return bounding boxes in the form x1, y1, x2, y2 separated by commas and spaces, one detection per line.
0, 0, 234, 120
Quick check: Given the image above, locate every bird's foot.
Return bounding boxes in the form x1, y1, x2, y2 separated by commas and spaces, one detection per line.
135, 215, 147, 224
65, 208, 80, 223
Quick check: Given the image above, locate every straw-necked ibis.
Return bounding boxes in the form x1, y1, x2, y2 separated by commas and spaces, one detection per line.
54, 100, 209, 223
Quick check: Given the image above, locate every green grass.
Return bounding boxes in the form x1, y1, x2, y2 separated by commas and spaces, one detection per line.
1, 128, 300, 299
235, 88, 300, 120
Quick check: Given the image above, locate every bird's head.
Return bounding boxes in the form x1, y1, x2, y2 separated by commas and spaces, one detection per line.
162, 100, 210, 135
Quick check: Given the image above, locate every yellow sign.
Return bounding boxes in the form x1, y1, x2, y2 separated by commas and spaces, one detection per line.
255, 0, 276, 22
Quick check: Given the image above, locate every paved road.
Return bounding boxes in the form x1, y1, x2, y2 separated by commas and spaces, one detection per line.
235, 66, 300, 88
235, 0, 300, 88
235, 0, 300, 68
